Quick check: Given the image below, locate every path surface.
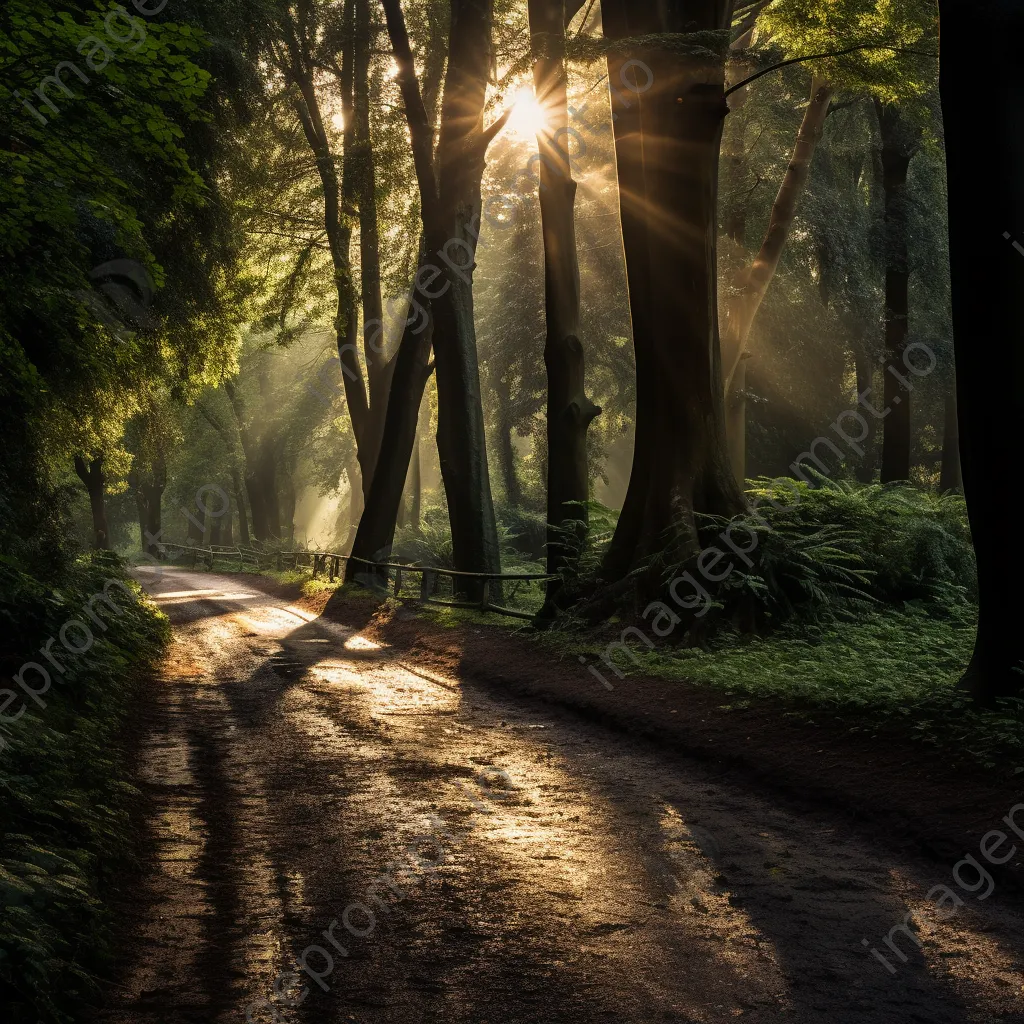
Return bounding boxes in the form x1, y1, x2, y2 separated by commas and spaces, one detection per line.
95, 567, 1024, 1024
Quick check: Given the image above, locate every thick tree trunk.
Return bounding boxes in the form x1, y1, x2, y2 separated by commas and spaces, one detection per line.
598, 2, 658, 583
875, 100, 920, 483
721, 75, 834, 482
361, 0, 507, 597
600, 1, 746, 585
530, 0, 600, 603
940, 387, 962, 493
74, 455, 109, 550
939, 0, 1024, 702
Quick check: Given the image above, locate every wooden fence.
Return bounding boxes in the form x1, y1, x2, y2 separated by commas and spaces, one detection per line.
156, 542, 554, 620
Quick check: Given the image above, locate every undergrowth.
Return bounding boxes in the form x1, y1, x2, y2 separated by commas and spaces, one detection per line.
0, 551, 168, 1023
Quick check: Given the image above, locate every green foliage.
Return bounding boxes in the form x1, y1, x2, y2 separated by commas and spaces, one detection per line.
0, 551, 168, 1023
637, 478, 975, 637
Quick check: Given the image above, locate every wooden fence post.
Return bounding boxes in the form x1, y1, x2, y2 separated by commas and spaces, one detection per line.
481, 577, 490, 611
420, 569, 433, 601
394, 567, 403, 596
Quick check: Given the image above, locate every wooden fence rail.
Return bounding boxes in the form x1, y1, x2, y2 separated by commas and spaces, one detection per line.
153, 543, 554, 620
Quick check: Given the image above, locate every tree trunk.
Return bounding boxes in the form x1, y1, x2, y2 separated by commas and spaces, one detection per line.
939, 0, 1024, 702
225, 380, 269, 542
74, 455, 109, 550
529, 0, 600, 604
495, 407, 523, 508
875, 99, 920, 483
408, 433, 422, 530
597, 2, 658, 583
721, 75, 834, 482
854, 347, 878, 483
600, 1, 746, 585
429, 0, 504, 594
347, 281, 434, 576
940, 387, 962, 493
231, 466, 250, 546
285, 2, 371, 486
356, 0, 508, 597
355, 0, 388, 490
187, 501, 205, 545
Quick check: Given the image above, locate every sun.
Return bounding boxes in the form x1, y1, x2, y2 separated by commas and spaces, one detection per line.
504, 86, 550, 139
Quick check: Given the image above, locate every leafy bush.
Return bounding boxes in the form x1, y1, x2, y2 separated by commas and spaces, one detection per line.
634, 478, 976, 638
0, 551, 168, 1023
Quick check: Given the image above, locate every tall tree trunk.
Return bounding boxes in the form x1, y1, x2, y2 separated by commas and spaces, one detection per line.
258, 436, 280, 541
187, 501, 205, 544
939, 0, 1024, 702
598, 2, 658, 583
74, 455, 109, 550
355, 0, 388, 489
347, 279, 435, 574
284, 2, 371, 487
529, 0, 600, 604
940, 387, 962, 493
225, 380, 269, 542
495, 407, 523, 508
408, 433, 422, 530
429, 0, 505, 593
875, 99, 920, 483
600, 0, 746, 586
140, 451, 165, 556
231, 466, 250, 546
129, 467, 146, 552
853, 347, 879, 483
721, 75, 834, 482
351, 0, 508, 596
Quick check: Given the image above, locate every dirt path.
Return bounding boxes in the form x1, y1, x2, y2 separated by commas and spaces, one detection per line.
93, 567, 1024, 1024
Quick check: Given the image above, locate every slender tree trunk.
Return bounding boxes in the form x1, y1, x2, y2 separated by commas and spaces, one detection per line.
129, 468, 146, 552
875, 99, 920, 483
209, 513, 222, 546
140, 453, 164, 556
74, 455, 109, 550
854, 347, 878, 483
225, 380, 269, 542
495, 408, 523, 508
258, 437, 280, 541
530, 0, 600, 604
721, 75, 834, 482
187, 502, 205, 544
231, 466, 250, 546
940, 387, 962, 493
600, 1, 746, 586
347, 283, 434, 575
285, 2, 371, 486
939, 0, 1024, 702
409, 433, 422, 530
355, 0, 388, 489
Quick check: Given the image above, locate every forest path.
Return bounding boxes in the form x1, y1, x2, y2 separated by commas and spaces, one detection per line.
92, 566, 1024, 1024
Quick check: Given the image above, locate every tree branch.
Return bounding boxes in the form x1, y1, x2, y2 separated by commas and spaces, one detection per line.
724, 43, 938, 98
